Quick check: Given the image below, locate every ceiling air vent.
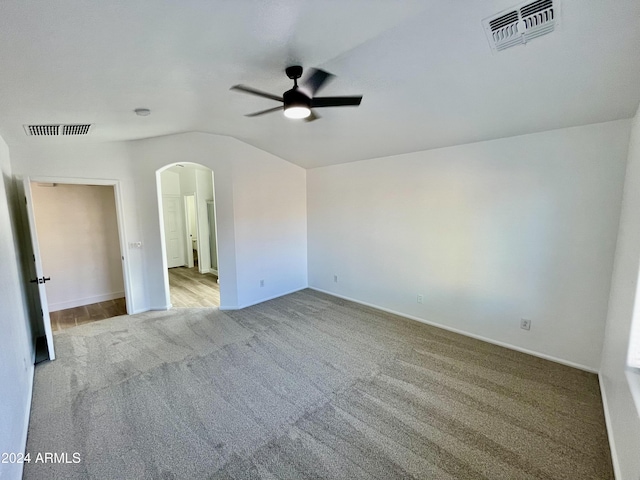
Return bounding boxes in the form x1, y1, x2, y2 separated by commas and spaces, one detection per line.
482, 0, 559, 53
25, 125, 60, 136
62, 124, 91, 135
24, 124, 92, 136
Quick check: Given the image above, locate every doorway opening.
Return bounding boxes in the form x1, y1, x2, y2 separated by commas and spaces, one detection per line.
30, 182, 128, 332
18, 176, 132, 362
158, 163, 220, 308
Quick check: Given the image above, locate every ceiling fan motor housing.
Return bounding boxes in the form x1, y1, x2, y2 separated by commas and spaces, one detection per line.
283, 88, 310, 110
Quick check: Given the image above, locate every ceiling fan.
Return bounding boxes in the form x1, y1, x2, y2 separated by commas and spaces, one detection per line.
230, 66, 362, 121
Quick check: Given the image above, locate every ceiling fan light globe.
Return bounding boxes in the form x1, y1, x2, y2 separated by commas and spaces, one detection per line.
284, 106, 311, 119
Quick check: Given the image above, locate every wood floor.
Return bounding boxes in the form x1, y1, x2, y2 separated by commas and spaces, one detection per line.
49, 298, 127, 332
168, 266, 220, 307
49, 267, 219, 332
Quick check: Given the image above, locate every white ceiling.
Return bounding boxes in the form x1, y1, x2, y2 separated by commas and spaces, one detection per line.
0, 0, 638, 168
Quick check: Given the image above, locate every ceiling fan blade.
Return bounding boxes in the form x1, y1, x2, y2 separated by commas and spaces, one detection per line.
230, 85, 283, 102
311, 96, 362, 108
245, 106, 284, 117
303, 68, 334, 96
304, 111, 320, 122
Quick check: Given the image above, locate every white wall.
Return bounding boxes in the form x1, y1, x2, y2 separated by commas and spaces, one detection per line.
600, 107, 640, 479
10, 142, 146, 313
30, 184, 125, 311
308, 120, 631, 371
131, 132, 307, 309
11, 132, 308, 312
230, 141, 308, 307
0, 136, 34, 480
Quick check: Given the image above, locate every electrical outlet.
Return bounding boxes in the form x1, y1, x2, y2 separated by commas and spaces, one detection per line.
521, 318, 531, 331
260, 279, 264, 287
334, 275, 338, 283
417, 294, 423, 304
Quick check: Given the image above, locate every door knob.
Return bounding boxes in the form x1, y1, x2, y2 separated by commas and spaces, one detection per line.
30, 276, 51, 284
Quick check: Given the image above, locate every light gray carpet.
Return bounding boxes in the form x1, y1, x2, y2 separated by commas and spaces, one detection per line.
24, 289, 613, 479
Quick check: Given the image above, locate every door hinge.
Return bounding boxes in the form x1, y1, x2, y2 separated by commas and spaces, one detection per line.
33, 254, 35, 261
25, 196, 27, 205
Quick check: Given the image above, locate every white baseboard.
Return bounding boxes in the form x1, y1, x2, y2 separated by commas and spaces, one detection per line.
150, 304, 172, 311
125, 304, 172, 315
599, 374, 621, 480
220, 286, 307, 311
309, 287, 598, 374
49, 291, 125, 312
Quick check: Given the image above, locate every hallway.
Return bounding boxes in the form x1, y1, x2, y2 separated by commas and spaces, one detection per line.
168, 267, 220, 307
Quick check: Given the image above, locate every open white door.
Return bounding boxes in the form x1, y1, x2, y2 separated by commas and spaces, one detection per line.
162, 195, 187, 268
22, 178, 55, 360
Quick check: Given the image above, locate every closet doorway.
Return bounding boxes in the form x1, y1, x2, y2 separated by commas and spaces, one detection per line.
30, 182, 129, 332
19, 177, 132, 361
158, 163, 220, 308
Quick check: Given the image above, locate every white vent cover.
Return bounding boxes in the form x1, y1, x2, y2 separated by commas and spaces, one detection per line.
25, 125, 60, 136
482, 0, 559, 53
24, 124, 92, 136
62, 124, 91, 135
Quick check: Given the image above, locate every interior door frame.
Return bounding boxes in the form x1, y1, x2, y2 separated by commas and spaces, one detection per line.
206, 199, 219, 276
156, 162, 226, 309
183, 192, 199, 270
25, 176, 134, 316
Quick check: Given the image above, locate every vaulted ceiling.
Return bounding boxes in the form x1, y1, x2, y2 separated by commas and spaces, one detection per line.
0, 0, 638, 168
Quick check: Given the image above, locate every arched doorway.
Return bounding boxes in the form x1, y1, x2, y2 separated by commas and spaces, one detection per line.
157, 162, 221, 308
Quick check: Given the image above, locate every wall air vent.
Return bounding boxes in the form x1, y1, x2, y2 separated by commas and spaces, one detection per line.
24, 124, 92, 136
482, 0, 559, 53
